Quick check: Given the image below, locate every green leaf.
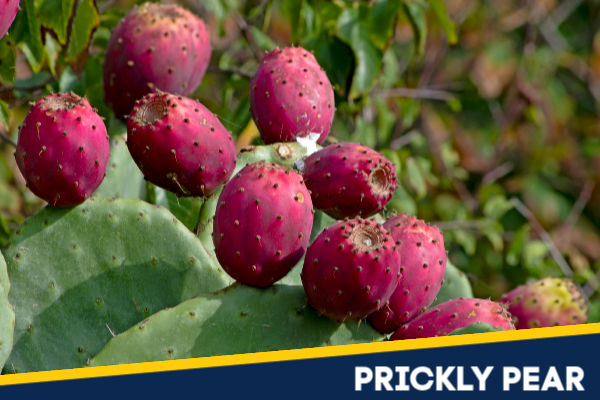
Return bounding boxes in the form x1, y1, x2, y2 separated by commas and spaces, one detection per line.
0, 100, 9, 130
304, 32, 354, 98
90, 284, 383, 366
506, 225, 530, 266
483, 195, 513, 220
279, 0, 304, 43
403, 2, 427, 56
58, 66, 79, 92
368, 0, 403, 49
66, 0, 100, 62
39, 0, 76, 44
427, 0, 457, 45
2, 198, 233, 372
337, 6, 382, 97
354, 115, 378, 148
0, 37, 16, 85
448, 322, 504, 336
376, 97, 396, 146
404, 157, 427, 199
19, 0, 45, 72
0, 252, 15, 371
587, 301, 600, 324
454, 229, 477, 256
249, 26, 277, 52
482, 222, 504, 252
44, 32, 61, 76
523, 240, 549, 274
388, 184, 417, 216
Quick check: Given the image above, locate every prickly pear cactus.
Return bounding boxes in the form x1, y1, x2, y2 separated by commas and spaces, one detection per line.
90, 283, 383, 366
432, 260, 473, 306
0, 252, 14, 370
2, 198, 233, 372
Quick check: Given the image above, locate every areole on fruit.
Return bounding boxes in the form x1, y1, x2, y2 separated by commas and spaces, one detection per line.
350, 223, 383, 251
40, 95, 83, 111
368, 165, 395, 197
131, 95, 169, 126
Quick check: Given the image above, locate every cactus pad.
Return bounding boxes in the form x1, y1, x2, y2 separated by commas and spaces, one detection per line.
90, 284, 382, 366
2, 198, 233, 372
0, 252, 14, 370
432, 260, 473, 306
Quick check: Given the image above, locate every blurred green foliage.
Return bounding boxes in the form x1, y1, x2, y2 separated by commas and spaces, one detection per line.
0, 0, 599, 320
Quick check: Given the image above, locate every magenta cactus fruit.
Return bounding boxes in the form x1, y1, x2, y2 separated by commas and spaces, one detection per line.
126, 91, 235, 197
14, 93, 110, 207
212, 161, 313, 287
301, 218, 402, 322
368, 215, 447, 333
302, 143, 397, 219
390, 298, 515, 340
103, 3, 211, 118
500, 278, 587, 329
0, 0, 19, 38
250, 46, 335, 144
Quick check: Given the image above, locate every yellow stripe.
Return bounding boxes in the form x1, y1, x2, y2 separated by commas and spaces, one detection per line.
1, 323, 598, 386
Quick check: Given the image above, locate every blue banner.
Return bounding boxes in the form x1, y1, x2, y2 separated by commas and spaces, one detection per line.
0, 324, 598, 399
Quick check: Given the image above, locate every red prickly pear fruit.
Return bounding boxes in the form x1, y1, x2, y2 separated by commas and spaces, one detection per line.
212, 161, 313, 287
301, 218, 402, 322
390, 298, 515, 340
127, 91, 236, 197
499, 278, 588, 329
368, 215, 447, 333
103, 3, 211, 118
14, 93, 110, 207
302, 143, 397, 219
0, 0, 19, 38
250, 46, 335, 145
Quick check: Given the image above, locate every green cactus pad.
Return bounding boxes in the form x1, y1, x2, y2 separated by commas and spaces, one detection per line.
432, 260, 473, 306
236, 142, 319, 173
90, 283, 383, 366
95, 136, 204, 231
0, 252, 14, 370
278, 211, 337, 286
448, 322, 505, 336
95, 136, 146, 199
2, 198, 233, 372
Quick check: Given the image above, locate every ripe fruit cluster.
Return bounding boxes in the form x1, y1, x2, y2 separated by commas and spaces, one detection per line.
11, 2, 587, 345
